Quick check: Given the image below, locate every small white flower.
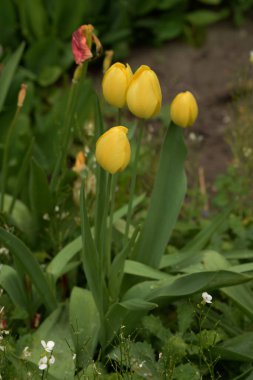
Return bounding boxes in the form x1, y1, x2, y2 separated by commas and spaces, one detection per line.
54, 205, 60, 213
42, 213, 50, 221
202, 292, 212, 304
0, 247, 9, 256
38, 355, 48, 370
41, 340, 55, 353
49, 355, 55, 365
72, 353, 76, 360
22, 346, 31, 358
0, 345, 5, 352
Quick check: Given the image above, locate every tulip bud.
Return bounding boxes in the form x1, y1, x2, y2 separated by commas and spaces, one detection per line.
96, 126, 131, 174
72, 151, 86, 173
170, 91, 198, 128
126, 65, 162, 119
17, 84, 27, 108
102, 63, 132, 108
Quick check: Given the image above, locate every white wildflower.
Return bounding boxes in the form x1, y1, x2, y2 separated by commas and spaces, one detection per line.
41, 340, 55, 353
243, 147, 252, 158
22, 346, 31, 358
54, 205, 60, 213
42, 213, 50, 221
72, 353, 76, 360
202, 292, 212, 304
0, 247, 9, 256
49, 355, 55, 365
38, 355, 48, 370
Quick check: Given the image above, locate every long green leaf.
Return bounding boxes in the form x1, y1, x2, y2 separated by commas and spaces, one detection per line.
80, 182, 106, 316
0, 228, 57, 312
124, 260, 171, 280
147, 271, 252, 301
0, 265, 28, 311
215, 332, 253, 361
135, 123, 187, 267
0, 43, 25, 112
69, 287, 100, 367
222, 284, 253, 320
122, 271, 252, 302
30, 305, 75, 379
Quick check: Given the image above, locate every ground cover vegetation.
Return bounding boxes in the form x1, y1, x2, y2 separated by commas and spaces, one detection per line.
1, 2, 253, 380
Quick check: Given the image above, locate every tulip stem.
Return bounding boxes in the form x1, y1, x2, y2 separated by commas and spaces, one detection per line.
107, 173, 117, 274
101, 174, 112, 274
125, 119, 144, 240
0, 107, 21, 212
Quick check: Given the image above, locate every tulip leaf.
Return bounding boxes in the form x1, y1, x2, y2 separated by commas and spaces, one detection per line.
80, 181, 107, 317
0, 227, 57, 312
135, 123, 187, 267
69, 287, 100, 367
215, 332, 253, 361
124, 260, 171, 280
0, 265, 28, 311
29, 305, 75, 379
122, 270, 252, 302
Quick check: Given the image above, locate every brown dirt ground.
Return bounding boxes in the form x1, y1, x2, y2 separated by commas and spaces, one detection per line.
126, 20, 253, 187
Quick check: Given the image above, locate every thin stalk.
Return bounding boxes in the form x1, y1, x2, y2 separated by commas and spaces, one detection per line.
106, 173, 117, 275
0, 107, 21, 212
125, 119, 144, 240
50, 63, 87, 192
9, 138, 34, 215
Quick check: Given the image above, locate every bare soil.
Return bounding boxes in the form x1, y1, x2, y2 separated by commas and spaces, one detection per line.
127, 20, 253, 186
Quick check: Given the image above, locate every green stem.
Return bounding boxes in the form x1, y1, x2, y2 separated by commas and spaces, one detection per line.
0, 107, 21, 212
125, 119, 144, 240
50, 63, 88, 192
107, 173, 118, 275
101, 174, 112, 274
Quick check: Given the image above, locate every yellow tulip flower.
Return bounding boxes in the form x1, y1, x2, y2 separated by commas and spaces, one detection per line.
126, 65, 162, 119
102, 63, 133, 108
96, 126, 131, 174
170, 91, 198, 128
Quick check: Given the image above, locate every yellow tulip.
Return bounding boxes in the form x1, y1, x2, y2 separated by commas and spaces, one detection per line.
170, 91, 198, 128
102, 63, 133, 108
95, 126, 131, 174
126, 65, 162, 119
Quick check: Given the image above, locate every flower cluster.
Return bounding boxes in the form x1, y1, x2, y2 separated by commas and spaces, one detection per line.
38, 340, 56, 371
96, 61, 198, 174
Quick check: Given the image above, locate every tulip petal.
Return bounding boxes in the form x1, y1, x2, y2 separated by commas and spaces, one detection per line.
127, 65, 162, 119
72, 27, 92, 65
